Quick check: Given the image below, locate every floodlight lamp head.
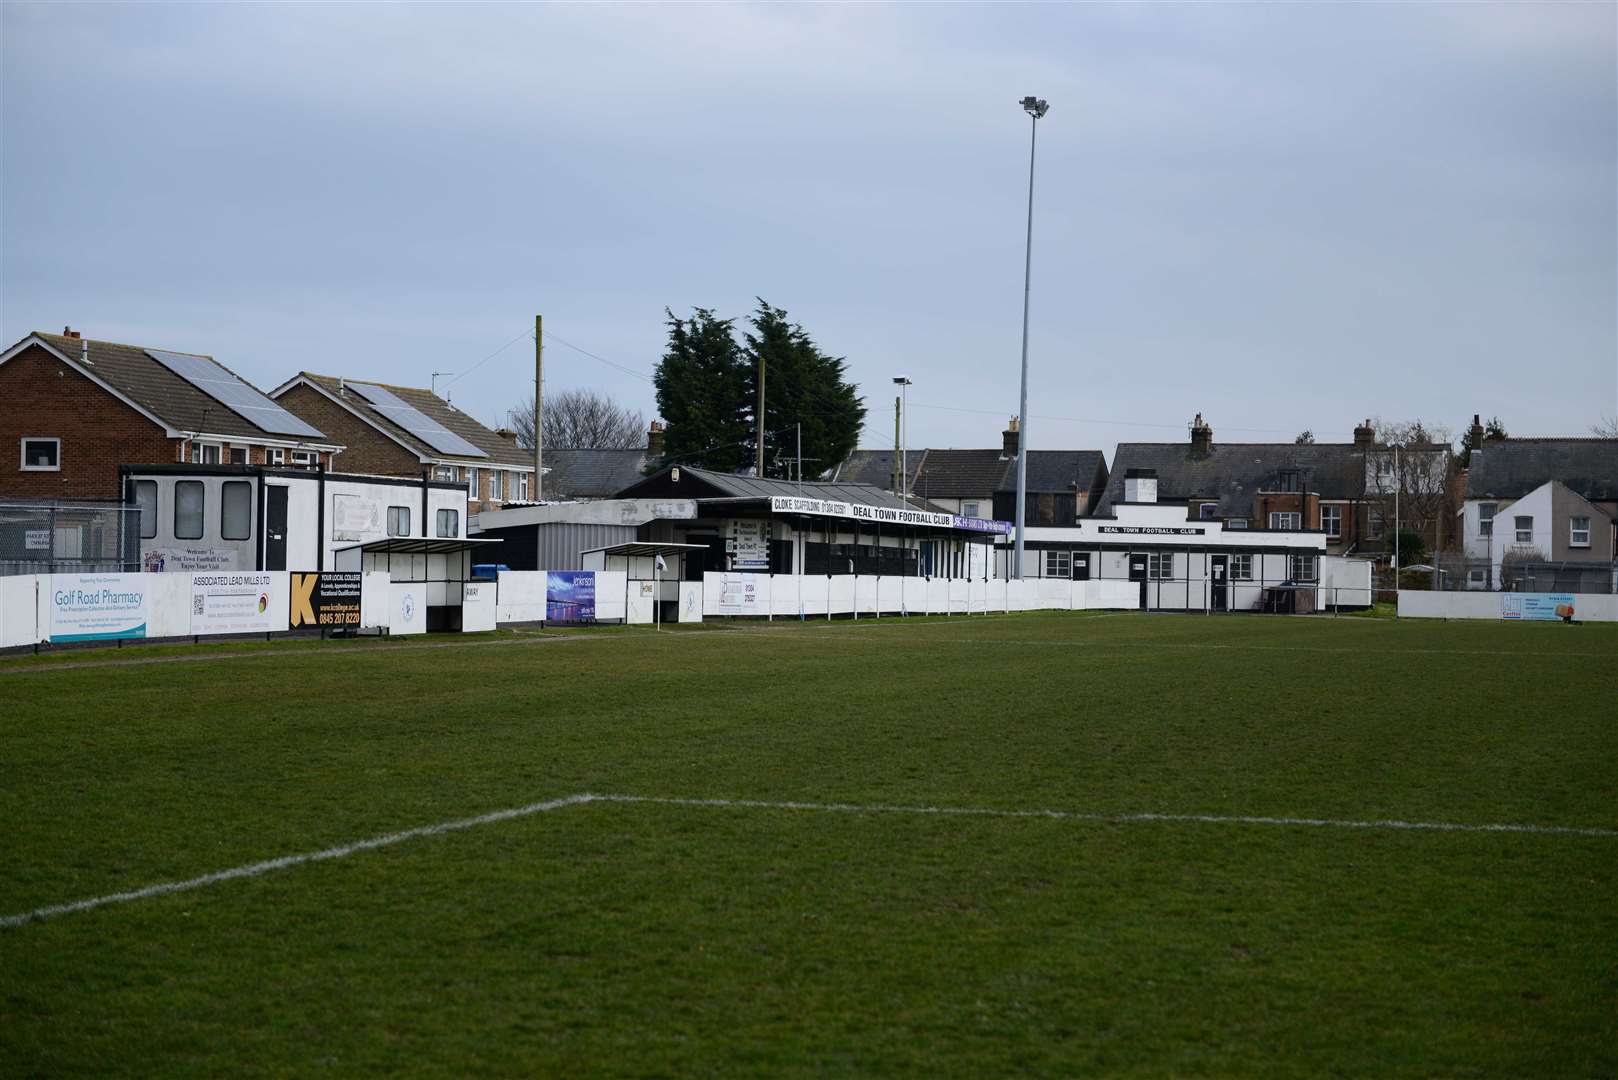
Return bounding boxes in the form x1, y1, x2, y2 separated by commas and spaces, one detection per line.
1020, 96, 1049, 120
893, 375, 912, 386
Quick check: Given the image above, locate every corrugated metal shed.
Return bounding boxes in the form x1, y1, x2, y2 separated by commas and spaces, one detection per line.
475, 521, 638, 572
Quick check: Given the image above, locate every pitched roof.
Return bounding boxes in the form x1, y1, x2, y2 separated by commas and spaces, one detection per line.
616, 465, 932, 512
910, 449, 1011, 499
1008, 450, 1109, 496
1097, 442, 1370, 516
1465, 439, 1618, 503
288, 373, 532, 468
543, 449, 651, 500
833, 447, 1109, 500
830, 449, 915, 489
17, 332, 334, 444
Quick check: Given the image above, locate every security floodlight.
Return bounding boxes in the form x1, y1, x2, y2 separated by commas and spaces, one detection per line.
893, 376, 912, 386
1012, 94, 1050, 578
1021, 96, 1049, 120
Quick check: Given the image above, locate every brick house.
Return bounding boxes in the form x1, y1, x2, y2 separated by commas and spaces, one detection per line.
2, 329, 340, 503
830, 420, 1109, 525
1099, 415, 1455, 557
270, 374, 534, 515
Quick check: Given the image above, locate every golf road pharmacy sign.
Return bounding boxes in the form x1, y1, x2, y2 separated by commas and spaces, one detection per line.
50, 573, 148, 642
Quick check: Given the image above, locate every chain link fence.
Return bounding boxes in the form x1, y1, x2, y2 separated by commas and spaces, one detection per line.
0, 501, 141, 576
1426, 552, 1617, 594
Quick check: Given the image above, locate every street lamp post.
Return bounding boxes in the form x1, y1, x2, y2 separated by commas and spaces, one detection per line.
893, 376, 912, 500
1014, 95, 1048, 580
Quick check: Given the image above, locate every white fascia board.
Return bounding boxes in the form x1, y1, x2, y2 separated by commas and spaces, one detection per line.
1, 334, 184, 437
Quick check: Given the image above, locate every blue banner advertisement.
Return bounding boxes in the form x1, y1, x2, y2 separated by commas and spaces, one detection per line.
1501, 593, 1576, 621
50, 573, 149, 642
546, 571, 596, 623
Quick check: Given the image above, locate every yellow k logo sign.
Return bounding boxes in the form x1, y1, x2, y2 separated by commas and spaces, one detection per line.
291, 573, 318, 627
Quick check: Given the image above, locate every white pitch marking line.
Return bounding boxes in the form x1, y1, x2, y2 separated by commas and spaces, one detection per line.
6, 792, 1612, 929
0, 793, 597, 929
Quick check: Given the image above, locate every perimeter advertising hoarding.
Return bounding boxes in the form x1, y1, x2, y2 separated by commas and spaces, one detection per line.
768, 496, 1012, 535
1501, 593, 1575, 621
711, 572, 764, 615
143, 548, 237, 572
49, 573, 148, 642
547, 571, 596, 623
290, 572, 362, 630
192, 573, 279, 634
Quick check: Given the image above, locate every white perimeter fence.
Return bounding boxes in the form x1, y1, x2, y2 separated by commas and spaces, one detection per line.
1397, 590, 1617, 622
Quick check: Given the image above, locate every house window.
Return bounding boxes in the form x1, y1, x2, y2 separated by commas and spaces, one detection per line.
135, 480, 158, 539
1570, 516, 1591, 548
1368, 510, 1385, 539
1468, 568, 1485, 584
269, 448, 285, 465
1289, 554, 1317, 582
387, 506, 411, 537
490, 470, 504, 502
1277, 470, 1299, 493
1225, 519, 1247, 530
433, 465, 456, 482
1268, 511, 1301, 530
229, 447, 248, 465
1199, 503, 1218, 520
1230, 554, 1253, 580
191, 443, 221, 465
436, 508, 459, 538
962, 501, 980, 518
20, 437, 60, 471
221, 481, 252, 540
467, 467, 480, 498
175, 481, 205, 539
1044, 550, 1070, 578
290, 450, 314, 468
1148, 552, 1173, 579
519, 473, 530, 501
1321, 505, 1341, 538
1478, 503, 1496, 536
1514, 516, 1533, 543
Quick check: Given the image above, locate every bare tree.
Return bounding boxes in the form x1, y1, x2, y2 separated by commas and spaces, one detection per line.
1363, 418, 1455, 552
509, 389, 647, 450
1294, 429, 1315, 445
1594, 415, 1618, 438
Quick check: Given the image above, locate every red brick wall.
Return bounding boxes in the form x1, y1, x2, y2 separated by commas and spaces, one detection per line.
0, 343, 176, 501
276, 384, 419, 478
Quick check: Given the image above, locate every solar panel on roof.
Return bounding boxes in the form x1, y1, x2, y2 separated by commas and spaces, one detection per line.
346, 382, 488, 458
146, 349, 324, 439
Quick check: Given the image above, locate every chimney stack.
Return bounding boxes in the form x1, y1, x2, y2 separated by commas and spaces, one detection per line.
1468, 413, 1484, 449
1002, 417, 1020, 459
1353, 418, 1376, 450
62, 326, 81, 339
647, 420, 666, 459
1124, 468, 1158, 504
1189, 413, 1212, 458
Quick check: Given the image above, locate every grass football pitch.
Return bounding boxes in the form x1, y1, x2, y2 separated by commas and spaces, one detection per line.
2, 612, 1614, 1077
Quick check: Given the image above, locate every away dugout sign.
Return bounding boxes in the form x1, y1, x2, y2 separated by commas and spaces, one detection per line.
290, 572, 362, 630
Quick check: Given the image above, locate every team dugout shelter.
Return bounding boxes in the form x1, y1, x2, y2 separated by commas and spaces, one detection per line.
611, 466, 1012, 580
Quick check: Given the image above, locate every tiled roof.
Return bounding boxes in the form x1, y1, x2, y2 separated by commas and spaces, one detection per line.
27, 332, 333, 443
1096, 442, 1371, 516
617, 465, 935, 512
832, 447, 1109, 500
910, 449, 1011, 499
544, 449, 651, 499
295, 373, 532, 467
1007, 450, 1109, 496
1465, 439, 1618, 502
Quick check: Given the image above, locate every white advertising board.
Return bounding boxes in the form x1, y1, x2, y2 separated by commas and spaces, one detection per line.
191, 572, 285, 634
706, 572, 768, 616
142, 548, 238, 572
331, 494, 383, 542
49, 573, 149, 642
729, 519, 770, 569
462, 581, 497, 632
391, 583, 426, 635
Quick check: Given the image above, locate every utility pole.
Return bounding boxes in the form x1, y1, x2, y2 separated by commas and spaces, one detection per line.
755, 352, 766, 477
543, 310, 550, 501
893, 396, 902, 494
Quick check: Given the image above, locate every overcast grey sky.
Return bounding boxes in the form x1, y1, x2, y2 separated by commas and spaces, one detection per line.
4, 2, 1614, 454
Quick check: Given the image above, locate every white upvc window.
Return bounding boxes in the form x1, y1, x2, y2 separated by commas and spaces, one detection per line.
1368, 510, 1385, 539
961, 501, 980, 518
1569, 516, 1591, 548
1321, 505, 1341, 538
519, 472, 530, 501
229, 447, 248, 464
1269, 511, 1300, 530
269, 448, 285, 465
290, 450, 315, 468
490, 470, 504, 502
1230, 554, 1253, 580
467, 467, 480, 498
1478, 502, 1496, 536
1514, 515, 1533, 543
433, 464, 456, 482
1044, 550, 1070, 578
1289, 554, 1318, 582
1148, 552, 1173, 579
20, 437, 60, 471
191, 442, 222, 464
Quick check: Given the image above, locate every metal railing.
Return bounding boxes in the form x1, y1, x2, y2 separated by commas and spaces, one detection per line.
0, 501, 142, 576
